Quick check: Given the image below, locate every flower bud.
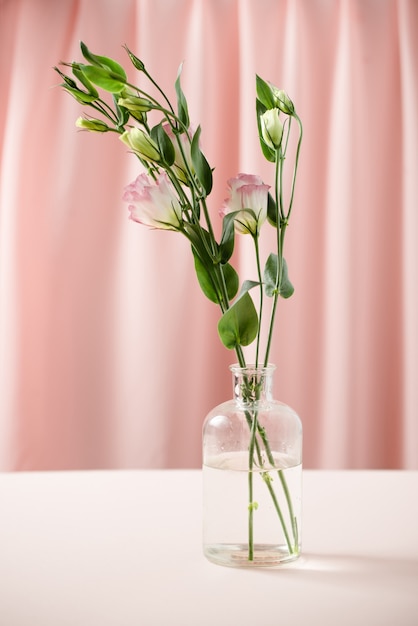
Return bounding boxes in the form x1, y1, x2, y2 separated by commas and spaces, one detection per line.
75, 117, 109, 132
260, 109, 283, 150
119, 127, 160, 161
274, 89, 295, 115
123, 45, 146, 72
118, 94, 152, 114
118, 94, 152, 122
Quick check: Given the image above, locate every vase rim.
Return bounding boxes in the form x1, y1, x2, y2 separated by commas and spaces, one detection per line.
229, 363, 276, 374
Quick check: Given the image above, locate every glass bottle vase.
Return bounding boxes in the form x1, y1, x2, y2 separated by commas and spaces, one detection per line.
202, 364, 302, 567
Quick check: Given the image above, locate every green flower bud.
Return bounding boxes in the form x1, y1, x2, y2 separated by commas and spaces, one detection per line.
63, 87, 98, 104
123, 45, 145, 72
120, 127, 160, 161
54, 66, 98, 104
118, 95, 152, 113
118, 94, 152, 123
260, 109, 283, 150
272, 87, 295, 115
75, 117, 109, 132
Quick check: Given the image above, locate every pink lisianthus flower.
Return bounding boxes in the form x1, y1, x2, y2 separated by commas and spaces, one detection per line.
220, 173, 270, 235
123, 172, 183, 230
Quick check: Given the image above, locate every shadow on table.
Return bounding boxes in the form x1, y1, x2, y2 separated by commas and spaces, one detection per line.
259, 552, 418, 589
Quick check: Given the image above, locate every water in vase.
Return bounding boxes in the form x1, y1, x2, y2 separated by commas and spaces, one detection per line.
203, 451, 302, 567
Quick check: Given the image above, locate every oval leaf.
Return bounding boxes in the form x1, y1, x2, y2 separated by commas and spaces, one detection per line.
72, 64, 99, 98
193, 252, 219, 303
113, 96, 130, 128
264, 253, 278, 297
151, 123, 175, 166
239, 279, 260, 297
267, 192, 278, 227
256, 75, 275, 109
191, 126, 213, 195
218, 292, 258, 350
223, 263, 239, 301
219, 212, 238, 264
263, 254, 294, 298
279, 257, 294, 299
80, 42, 127, 81
79, 65, 126, 93
175, 63, 190, 128
193, 253, 238, 305
185, 224, 219, 264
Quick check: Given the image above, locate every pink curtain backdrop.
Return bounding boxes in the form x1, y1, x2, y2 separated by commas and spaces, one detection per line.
0, 0, 417, 471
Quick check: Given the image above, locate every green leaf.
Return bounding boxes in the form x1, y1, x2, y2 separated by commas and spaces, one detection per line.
175, 63, 190, 128
78, 64, 126, 93
279, 257, 294, 299
80, 42, 127, 81
187, 224, 219, 298
191, 126, 213, 195
218, 292, 259, 349
267, 192, 278, 227
186, 223, 239, 302
219, 212, 237, 264
193, 252, 238, 304
264, 253, 278, 297
55, 66, 97, 103
150, 123, 175, 166
113, 95, 130, 128
193, 252, 219, 303
223, 263, 239, 300
72, 64, 99, 98
263, 254, 294, 298
256, 74, 275, 109
185, 224, 219, 264
239, 279, 260, 297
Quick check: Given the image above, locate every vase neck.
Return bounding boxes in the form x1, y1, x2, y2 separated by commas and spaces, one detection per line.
230, 364, 276, 405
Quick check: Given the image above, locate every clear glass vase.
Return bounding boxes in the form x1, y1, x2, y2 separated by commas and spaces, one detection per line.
202, 364, 302, 567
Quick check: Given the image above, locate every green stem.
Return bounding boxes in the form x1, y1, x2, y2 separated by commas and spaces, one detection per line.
263, 149, 283, 367
285, 114, 303, 221
90, 99, 120, 124
244, 407, 297, 559
247, 407, 258, 561
278, 469, 298, 550
262, 472, 294, 554
235, 345, 247, 368
263, 120, 297, 367
253, 234, 264, 368
256, 422, 297, 552
263, 295, 278, 367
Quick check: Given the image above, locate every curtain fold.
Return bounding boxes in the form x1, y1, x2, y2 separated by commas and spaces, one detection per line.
0, 0, 417, 470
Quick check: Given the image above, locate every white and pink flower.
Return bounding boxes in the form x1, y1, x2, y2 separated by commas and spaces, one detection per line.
123, 172, 183, 230
220, 173, 270, 235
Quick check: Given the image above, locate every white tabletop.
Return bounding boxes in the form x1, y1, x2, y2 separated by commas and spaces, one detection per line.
0, 469, 417, 626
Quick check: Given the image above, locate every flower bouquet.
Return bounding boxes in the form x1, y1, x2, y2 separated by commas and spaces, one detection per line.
55, 43, 303, 566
